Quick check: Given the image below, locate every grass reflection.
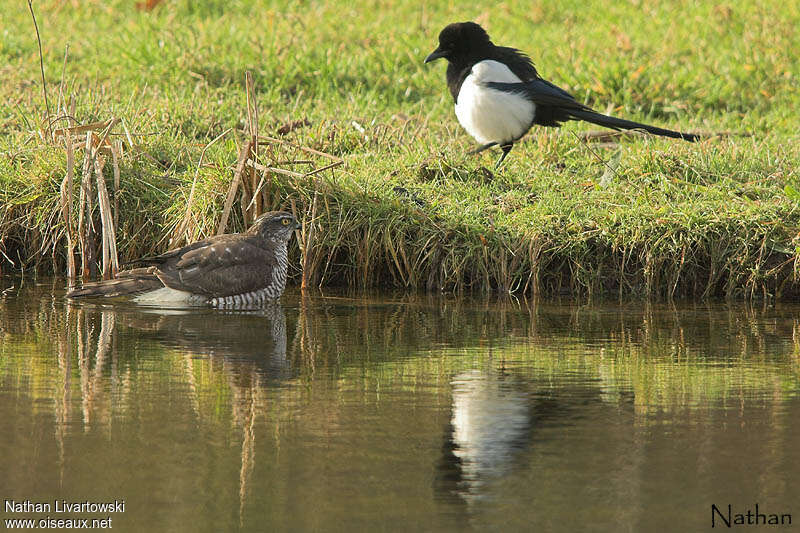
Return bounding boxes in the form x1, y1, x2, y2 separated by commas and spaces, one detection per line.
2, 291, 799, 425
1, 286, 799, 528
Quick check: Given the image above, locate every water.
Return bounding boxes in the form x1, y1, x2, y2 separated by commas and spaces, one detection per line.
1, 279, 798, 532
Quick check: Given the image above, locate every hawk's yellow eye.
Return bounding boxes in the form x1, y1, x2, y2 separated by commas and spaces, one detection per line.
281, 218, 290, 226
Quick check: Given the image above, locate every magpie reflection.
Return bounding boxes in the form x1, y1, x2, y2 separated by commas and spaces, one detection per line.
454, 370, 531, 483
436, 369, 531, 504
435, 367, 589, 506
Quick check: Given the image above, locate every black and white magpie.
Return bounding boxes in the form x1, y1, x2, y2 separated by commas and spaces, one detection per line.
425, 22, 699, 168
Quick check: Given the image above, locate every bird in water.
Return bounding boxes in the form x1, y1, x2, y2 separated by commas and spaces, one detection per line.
67, 211, 300, 307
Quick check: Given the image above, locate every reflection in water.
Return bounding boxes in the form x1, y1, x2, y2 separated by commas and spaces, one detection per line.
109, 303, 289, 525
22, 298, 289, 527
113, 304, 289, 377
1, 285, 800, 531
445, 370, 531, 503
436, 368, 600, 510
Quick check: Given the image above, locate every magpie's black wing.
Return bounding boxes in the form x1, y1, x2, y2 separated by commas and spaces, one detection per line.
486, 79, 589, 111
485, 79, 698, 141
486, 79, 591, 128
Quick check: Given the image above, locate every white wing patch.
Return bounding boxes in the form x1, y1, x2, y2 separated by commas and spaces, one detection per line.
133, 287, 205, 305
455, 60, 536, 145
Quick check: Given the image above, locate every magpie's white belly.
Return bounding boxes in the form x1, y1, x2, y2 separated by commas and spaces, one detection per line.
455, 60, 535, 145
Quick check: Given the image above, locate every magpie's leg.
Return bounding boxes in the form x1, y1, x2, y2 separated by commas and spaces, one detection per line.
469, 142, 498, 155
494, 143, 514, 169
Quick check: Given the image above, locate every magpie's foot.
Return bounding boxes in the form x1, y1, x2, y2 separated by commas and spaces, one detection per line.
469, 142, 498, 155
494, 143, 514, 169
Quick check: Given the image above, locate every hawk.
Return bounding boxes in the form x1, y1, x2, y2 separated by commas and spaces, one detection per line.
67, 211, 300, 306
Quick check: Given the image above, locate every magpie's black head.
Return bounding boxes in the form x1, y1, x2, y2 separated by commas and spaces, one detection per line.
424, 22, 493, 64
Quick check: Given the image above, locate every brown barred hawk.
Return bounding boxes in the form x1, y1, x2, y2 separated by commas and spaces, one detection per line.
67, 211, 300, 307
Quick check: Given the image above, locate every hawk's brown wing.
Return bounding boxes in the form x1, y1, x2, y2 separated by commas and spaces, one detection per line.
66, 267, 163, 298
131, 236, 219, 266
154, 234, 278, 298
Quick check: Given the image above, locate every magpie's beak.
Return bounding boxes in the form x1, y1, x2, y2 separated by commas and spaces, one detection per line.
424, 47, 448, 63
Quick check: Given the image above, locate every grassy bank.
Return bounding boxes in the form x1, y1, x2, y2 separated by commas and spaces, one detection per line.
1, 0, 799, 298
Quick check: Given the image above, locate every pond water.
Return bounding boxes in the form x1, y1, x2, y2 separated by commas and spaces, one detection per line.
1, 279, 798, 532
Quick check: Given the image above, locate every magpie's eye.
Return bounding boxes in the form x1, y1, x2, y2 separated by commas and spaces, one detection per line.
281, 218, 290, 226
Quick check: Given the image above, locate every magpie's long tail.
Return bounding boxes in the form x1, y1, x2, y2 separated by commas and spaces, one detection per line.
568, 109, 699, 142
66, 267, 163, 298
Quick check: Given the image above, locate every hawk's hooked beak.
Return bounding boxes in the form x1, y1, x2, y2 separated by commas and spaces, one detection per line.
424, 47, 448, 63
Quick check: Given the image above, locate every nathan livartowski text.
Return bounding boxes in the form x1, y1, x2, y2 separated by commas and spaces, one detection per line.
4, 499, 125, 529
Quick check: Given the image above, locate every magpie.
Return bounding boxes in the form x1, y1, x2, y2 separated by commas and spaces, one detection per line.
425, 22, 699, 168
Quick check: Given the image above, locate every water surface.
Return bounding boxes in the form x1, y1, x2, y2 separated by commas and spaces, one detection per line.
1, 279, 798, 531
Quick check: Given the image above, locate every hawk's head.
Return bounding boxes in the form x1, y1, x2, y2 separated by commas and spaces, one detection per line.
249, 211, 300, 242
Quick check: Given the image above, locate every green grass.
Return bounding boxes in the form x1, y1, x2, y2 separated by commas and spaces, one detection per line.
1, 0, 799, 297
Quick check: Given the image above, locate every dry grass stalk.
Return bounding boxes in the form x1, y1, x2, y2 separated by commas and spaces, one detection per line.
289, 198, 309, 287
120, 119, 136, 153
91, 120, 121, 279
55, 114, 124, 281
296, 187, 318, 290
174, 127, 231, 244
217, 138, 253, 235
247, 160, 303, 178
245, 71, 261, 223
301, 160, 343, 178
78, 132, 96, 278
56, 52, 75, 280
60, 131, 77, 280
28, 0, 51, 141
258, 135, 343, 163
255, 131, 345, 290
111, 140, 121, 235
93, 155, 118, 279
214, 73, 347, 239
56, 44, 69, 118
52, 119, 114, 140
219, 72, 264, 234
